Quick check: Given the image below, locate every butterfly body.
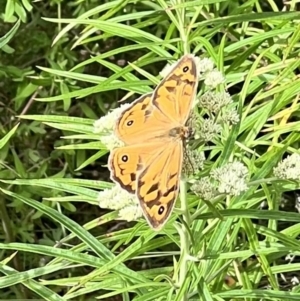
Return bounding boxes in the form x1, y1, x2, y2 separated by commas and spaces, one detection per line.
108, 54, 198, 230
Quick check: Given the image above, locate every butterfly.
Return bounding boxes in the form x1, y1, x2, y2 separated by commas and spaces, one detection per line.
108, 54, 199, 230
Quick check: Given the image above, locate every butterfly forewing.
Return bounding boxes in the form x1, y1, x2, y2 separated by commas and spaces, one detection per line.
152, 54, 198, 126
115, 93, 175, 144
115, 93, 153, 144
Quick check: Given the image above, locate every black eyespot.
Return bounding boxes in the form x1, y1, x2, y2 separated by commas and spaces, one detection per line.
183, 66, 189, 72
158, 206, 165, 215
122, 155, 128, 162
127, 120, 134, 126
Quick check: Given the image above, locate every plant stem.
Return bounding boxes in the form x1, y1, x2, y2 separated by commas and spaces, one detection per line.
176, 178, 191, 301
176, 0, 189, 54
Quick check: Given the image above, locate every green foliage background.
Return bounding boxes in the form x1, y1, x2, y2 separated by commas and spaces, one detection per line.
1, 0, 300, 300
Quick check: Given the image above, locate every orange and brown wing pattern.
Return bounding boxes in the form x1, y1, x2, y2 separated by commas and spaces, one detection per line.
108, 142, 165, 194
115, 92, 173, 144
115, 93, 153, 144
136, 141, 183, 230
152, 54, 198, 125
109, 54, 199, 230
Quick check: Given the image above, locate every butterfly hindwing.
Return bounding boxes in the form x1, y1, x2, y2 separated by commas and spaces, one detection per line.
136, 141, 183, 230
108, 142, 166, 194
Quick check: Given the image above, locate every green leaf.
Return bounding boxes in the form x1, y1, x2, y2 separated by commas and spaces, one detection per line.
4, 0, 15, 22
0, 123, 19, 149
0, 262, 65, 301
0, 19, 20, 50
0, 188, 148, 289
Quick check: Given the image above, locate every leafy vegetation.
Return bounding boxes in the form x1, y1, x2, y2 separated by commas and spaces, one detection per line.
1, 0, 300, 300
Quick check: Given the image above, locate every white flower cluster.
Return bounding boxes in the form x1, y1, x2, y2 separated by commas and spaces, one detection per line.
204, 70, 225, 88
195, 118, 222, 142
211, 161, 248, 196
191, 176, 217, 201
98, 185, 143, 222
221, 107, 240, 125
191, 60, 239, 143
195, 91, 239, 142
199, 91, 233, 113
191, 161, 249, 199
184, 149, 205, 175
274, 153, 300, 180
197, 57, 215, 74
196, 57, 225, 88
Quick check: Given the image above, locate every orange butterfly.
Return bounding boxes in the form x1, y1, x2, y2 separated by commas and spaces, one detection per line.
108, 54, 199, 230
